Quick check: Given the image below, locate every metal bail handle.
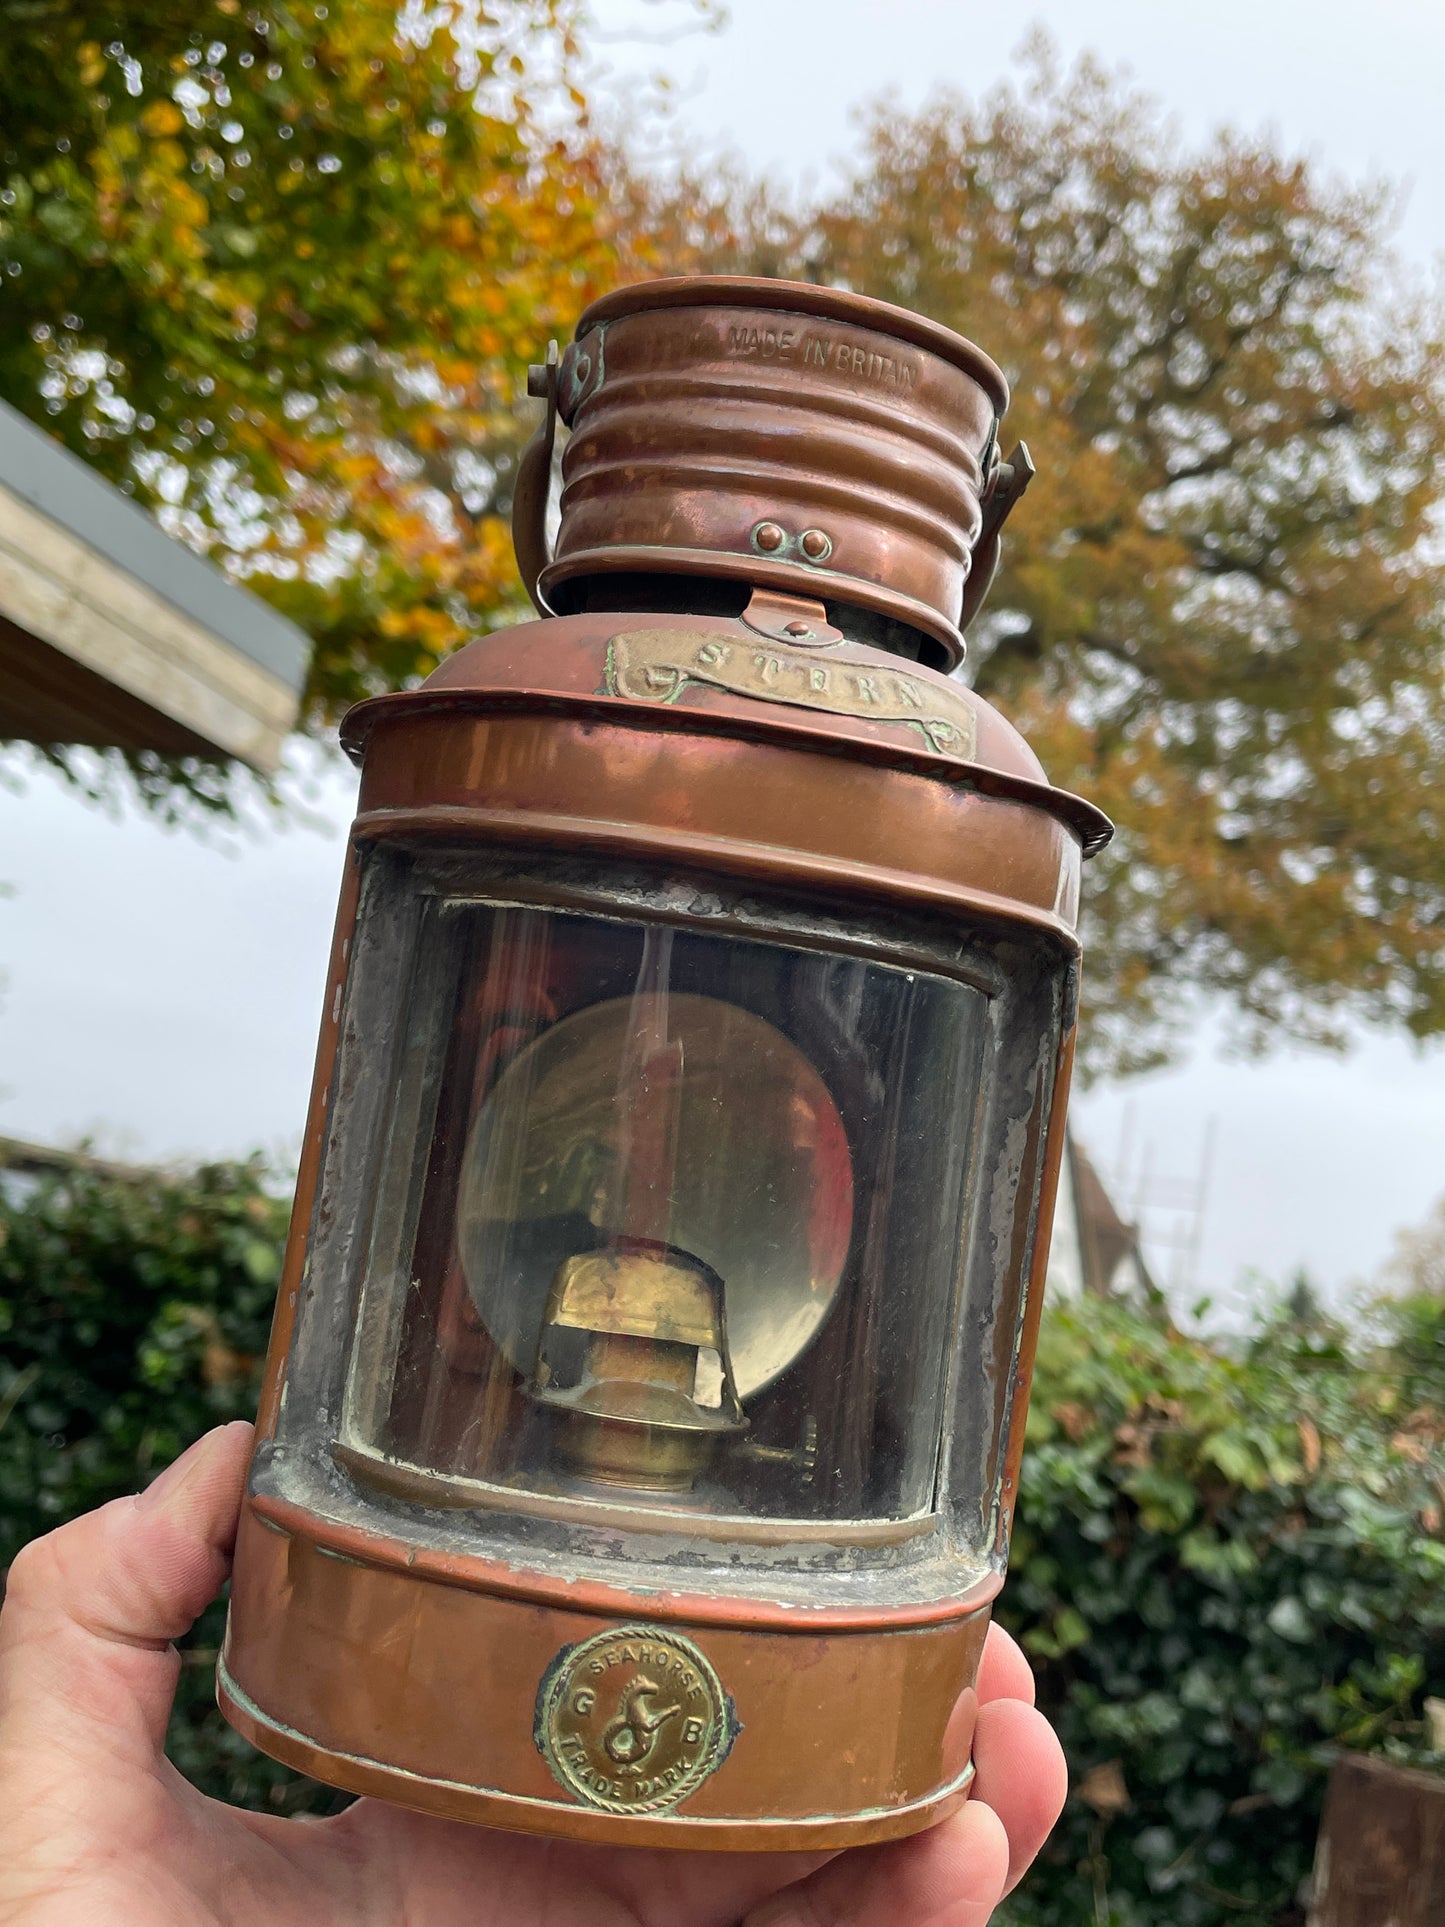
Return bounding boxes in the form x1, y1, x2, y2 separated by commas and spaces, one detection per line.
512, 339, 559, 613
958, 439, 1035, 634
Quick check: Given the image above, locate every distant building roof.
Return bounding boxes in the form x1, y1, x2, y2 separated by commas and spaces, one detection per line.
1047, 1134, 1155, 1304
0, 400, 309, 772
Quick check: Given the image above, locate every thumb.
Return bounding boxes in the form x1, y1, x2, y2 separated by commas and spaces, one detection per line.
0, 1421, 253, 1759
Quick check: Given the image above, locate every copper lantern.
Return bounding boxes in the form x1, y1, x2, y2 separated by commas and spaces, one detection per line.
218, 277, 1111, 1849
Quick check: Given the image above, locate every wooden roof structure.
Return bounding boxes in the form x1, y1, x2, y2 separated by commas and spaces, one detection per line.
1047, 1134, 1155, 1303
0, 401, 308, 773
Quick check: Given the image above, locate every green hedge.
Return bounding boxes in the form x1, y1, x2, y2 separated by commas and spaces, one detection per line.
0, 1157, 1441, 1917
0, 1155, 337, 1814
999, 1293, 1445, 1925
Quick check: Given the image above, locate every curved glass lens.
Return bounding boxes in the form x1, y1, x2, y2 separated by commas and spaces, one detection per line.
339, 891, 986, 1530
458, 992, 854, 1400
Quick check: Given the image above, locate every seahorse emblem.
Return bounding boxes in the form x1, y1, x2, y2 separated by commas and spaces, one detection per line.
602, 1673, 683, 1772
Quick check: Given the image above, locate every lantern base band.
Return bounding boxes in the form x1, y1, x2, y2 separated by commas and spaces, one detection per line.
219, 1501, 990, 1849
218, 1663, 977, 1850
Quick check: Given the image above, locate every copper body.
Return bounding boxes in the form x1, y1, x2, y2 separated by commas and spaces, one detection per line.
220, 278, 1109, 1848
224, 1498, 992, 1847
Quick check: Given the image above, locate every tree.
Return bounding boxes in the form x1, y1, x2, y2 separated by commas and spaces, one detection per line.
9, 28, 1444, 1075
1379, 1192, 1445, 1302
0, 0, 657, 748
657, 44, 1445, 1074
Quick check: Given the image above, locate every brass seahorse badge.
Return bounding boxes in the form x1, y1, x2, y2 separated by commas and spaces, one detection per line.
535, 1625, 735, 1814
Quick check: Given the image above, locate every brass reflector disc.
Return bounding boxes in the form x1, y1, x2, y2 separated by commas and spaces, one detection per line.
458, 994, 854, 1398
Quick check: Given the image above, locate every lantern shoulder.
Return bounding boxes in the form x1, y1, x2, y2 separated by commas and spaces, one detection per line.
342, 610, 1109, 859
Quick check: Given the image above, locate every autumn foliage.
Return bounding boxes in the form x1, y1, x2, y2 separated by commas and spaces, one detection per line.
0, 0, 642, 718
4, 24, 1444, 1066
657, 49, 1445, 1070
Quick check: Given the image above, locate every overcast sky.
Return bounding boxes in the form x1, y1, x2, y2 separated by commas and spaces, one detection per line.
595, 0, 1445, 264
3, 1, 1443, 1318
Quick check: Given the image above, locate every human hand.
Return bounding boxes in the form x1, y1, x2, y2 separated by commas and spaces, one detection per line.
0, 1423, 1065, 1925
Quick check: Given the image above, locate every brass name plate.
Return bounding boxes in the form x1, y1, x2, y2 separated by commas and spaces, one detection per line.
604, 629, 977, 759
535, 1624, 735, 1814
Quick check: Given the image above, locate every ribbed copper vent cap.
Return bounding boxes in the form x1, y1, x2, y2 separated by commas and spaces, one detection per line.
513, 277, 1030, 671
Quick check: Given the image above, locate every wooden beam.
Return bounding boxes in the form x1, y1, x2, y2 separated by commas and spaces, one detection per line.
0, 479, 301, 771
0, 613, 214, 759
0, 1134, 157, 1186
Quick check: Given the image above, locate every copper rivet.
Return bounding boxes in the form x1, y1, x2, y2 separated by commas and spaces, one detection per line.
800, 528, 831, 559
754, 522, 786, 552
784, 621, 812, 637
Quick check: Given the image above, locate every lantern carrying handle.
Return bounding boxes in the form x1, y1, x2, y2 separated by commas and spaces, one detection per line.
958, 439, 1035, 634
513, 340, 559, 614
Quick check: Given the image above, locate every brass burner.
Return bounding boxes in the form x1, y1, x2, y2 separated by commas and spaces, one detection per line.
458, 994, 854, 1400
529, 1245, 748, 1490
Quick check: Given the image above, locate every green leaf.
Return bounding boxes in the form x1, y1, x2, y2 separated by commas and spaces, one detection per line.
1200, 1429, 1269, 1490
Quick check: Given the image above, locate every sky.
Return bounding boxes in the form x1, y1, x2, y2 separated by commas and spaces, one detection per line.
3, 1, 1444, 1318
594, 0, 1445, 265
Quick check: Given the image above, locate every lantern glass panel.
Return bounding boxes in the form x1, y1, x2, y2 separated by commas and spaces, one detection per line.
335, 889, 987, 1532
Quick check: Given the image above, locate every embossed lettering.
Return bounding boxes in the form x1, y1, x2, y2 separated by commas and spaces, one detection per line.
726, 324, 797, 362
726, 326, 919, 389
540, 1623, 729, 1816
605, 630, 978, 760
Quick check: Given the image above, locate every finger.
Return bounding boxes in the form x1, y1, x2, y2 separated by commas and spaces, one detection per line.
976, 1620, 1035, 1706
740, 1801, 1010, 1927
970, 1697, 1067, 1895
0, 1421, 253, 1757
327, 1799, 835, 1927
